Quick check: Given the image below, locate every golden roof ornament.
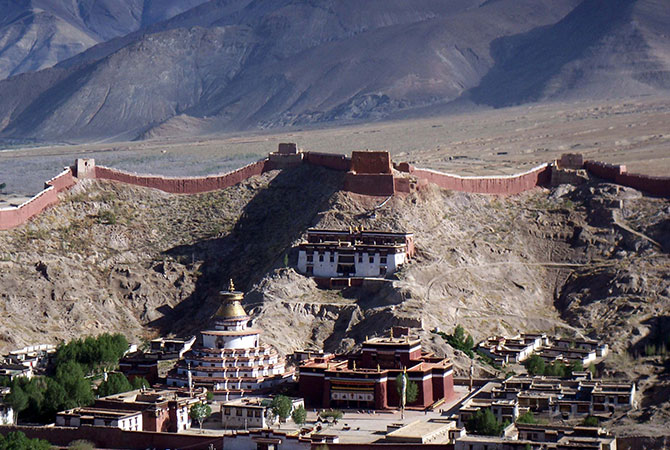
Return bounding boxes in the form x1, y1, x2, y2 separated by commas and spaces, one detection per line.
228, 279, 235, 292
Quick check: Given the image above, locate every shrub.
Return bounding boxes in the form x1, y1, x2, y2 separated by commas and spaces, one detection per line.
582, 416, 599, 427
466, 408, 506, 436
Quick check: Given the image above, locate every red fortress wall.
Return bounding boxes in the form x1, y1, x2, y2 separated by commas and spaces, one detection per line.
3, 146, 668, 231
94, 160, 267, 194
403, 163, 551, 195
584, 160, 670, 197
0, 167, 76, 231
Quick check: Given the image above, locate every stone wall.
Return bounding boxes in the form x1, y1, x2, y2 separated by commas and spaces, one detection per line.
584, 160, 670, 197
350, 151, 392, 174
303, 151, 351, 171
407, 164, 551, 195
95, 160, 268, 194
344, 173, 396, 196
0, 425, 220, 450
0, 167, 76, 231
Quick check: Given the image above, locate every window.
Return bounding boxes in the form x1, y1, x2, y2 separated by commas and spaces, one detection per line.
307, 254, 313, 262
306, 266, 313, 275
358, 255, 362, 263
330, 254, 335, 262
236, 409, 243, 416
369, 257, 374, 263
379, 266, 387, 276
224, 408, 231, 415
380, 256, 387, 264
319, 254, 324, 262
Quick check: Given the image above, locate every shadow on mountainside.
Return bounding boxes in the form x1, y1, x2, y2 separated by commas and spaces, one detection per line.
148, 165, 344, 336
469, 0, 636, 107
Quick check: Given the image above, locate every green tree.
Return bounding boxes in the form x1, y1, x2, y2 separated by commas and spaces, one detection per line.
131, 376, 150, 390
42, 378, 68, 418
441, 325, 475, 358
544, 362, 568, 378
581, 416, 599, 427
0, 431, 51, 450
205, 391, 214, 402
68, 440, 95, 450
569, 360, 584, 374
516, 411, 537, 424
55, 361, 93, 409
291, 405, 307, 426
395, 373, 418, 406
190, 402, 212, 431
524, 355, 546, 376
319, 410, 343, 421
466, 408, 505, 436
5, 383, 28, 422
271, 395, 293, 426
97, 373, 132, 397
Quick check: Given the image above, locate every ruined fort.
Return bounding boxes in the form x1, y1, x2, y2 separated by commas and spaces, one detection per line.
1, 145, 668, 231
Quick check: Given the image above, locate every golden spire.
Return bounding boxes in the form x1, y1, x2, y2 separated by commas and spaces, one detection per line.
228, 279, 235, 292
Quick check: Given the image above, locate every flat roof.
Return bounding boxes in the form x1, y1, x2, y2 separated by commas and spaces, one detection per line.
385, 420, 454, 443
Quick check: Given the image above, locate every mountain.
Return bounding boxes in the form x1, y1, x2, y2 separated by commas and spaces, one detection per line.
0, 0, 209, 80
0, 0, 668, 143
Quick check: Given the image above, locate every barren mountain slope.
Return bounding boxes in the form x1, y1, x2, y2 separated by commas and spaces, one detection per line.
0, 0, 593, 142
470, 0, 670, 106
0, 0, 209, 81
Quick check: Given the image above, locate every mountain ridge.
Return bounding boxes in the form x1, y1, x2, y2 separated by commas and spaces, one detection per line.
0, 0, 668, 143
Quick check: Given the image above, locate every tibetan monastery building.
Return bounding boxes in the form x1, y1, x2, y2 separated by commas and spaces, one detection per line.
297, 228, 415, 278
298, 327, 453, 410
167, 281, 293, 399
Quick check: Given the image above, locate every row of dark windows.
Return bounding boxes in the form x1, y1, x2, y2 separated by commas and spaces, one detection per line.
306, 255, 387, 264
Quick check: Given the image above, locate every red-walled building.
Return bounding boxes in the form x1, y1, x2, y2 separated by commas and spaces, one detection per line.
299, 327, 454, 410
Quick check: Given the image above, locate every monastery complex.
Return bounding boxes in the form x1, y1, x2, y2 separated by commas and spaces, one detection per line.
167, 281, 293, 399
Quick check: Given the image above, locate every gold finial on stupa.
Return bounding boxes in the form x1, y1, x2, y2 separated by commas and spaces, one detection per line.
349, 225, 353, 234
228, 279, 235, 292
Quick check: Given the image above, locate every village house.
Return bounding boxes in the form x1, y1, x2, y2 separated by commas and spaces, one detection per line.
222, 428, 340, 450
167, 281, 294, 400
56, 387, 206, 432
4, 344, 56, 371
455, 422, 617, 450
299, 327, 454, 410
56, 407, 143, 431
477, 334, 608, 368
0, 363, 33, 380
463, 374, 635, 423
297, 228, 414, 280
119, 336, 196, 384
221, 396, 304, 430
0, 388, 14, 425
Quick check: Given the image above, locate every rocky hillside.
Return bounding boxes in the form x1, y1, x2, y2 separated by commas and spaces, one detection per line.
0, 0, 208, 81
1, 0, 669, 143
0, 166, 668, 432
